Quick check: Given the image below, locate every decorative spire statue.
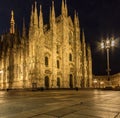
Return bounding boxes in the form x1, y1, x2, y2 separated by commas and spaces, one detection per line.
10, 10, 15, 34
39, 5, 43, 34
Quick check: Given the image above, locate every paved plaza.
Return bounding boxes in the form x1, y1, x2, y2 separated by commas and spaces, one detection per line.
0, 89, 120, 118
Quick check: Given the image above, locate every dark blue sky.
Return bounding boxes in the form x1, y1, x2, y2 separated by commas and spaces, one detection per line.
0, 0, 120, 75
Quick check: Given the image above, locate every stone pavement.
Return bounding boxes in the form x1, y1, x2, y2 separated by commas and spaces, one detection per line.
0, 89, 120, 118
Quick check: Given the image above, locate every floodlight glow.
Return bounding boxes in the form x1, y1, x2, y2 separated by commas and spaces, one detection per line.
111, 40, 115, 47
106, 40, 110, 44
101, 42, 104, 49
93, 79, 97, 83
0, 70, 3, 74
100, 81, 104, 84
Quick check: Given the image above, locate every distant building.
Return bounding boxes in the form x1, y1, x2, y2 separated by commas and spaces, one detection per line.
0, 0, 92, 90
93, 75, 107, 88
93, 73, 120, 88
111, 73, 120, 87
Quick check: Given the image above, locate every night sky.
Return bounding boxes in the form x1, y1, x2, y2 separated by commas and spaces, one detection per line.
0, 0, 120, 75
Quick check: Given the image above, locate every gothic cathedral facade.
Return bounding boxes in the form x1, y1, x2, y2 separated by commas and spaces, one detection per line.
0, 0, 92, 90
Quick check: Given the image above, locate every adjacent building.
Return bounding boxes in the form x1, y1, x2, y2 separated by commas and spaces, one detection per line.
93, 73, 120, 88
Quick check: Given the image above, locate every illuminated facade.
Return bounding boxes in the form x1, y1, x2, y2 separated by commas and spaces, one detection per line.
93, 73, 120, 88
0, 0, 92, 90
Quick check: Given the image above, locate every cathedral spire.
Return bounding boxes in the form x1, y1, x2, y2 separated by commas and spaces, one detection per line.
82, 29, 87, 88
50, 1, 56, 29
22, 18, 26, 38
61, 0, 65, 16
51, 0, 55, 23
87, 44, 92, 58
74, 11, 80, 28
87, 44, 93, 88
10, 10, 15, 34
64, 0, 68, 17
77, 12, 80, 27
82, 29, 87, 58
74, 10, 77, 26
30, 5, 34, 27
82, 29, 85, 44
39, 5, 43, 34
33, 1, 38, 27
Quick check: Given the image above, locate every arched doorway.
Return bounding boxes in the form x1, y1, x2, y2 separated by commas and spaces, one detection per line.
69, 74, 73, 88
81, 79, 84, 88
57, 77, 60, 88
45, 76, 49, 89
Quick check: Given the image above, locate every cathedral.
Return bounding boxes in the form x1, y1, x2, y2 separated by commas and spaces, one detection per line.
0, 0, 92, 90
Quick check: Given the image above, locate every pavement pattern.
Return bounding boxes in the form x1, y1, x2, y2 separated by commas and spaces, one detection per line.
0, 89, 120, 118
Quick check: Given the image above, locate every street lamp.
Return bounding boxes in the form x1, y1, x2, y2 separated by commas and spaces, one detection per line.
101, 37, 115, 88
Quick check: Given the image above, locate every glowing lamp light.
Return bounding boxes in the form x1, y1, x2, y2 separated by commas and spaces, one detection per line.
111, 40, 115, 47
101, 42, 104, 49
101, 37, 115, 49
0, 70, 3, 74
106, 40, 110, 44
100, 81, 104, 84
93, 79, 97, 83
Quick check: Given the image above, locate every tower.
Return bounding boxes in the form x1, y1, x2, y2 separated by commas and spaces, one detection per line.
37, 4, 45, 87
87, 45, 93, 88
61, 0, 69, 88
82, 30, 88, 88
74, 11, 81, 88
51, 1, 57, 87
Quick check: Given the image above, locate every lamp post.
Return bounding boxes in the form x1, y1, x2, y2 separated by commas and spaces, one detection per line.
101, 37, 115, 88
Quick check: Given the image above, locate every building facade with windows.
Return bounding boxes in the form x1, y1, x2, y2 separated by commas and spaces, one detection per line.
0, 0, 92, 90
93, 73, 120, 88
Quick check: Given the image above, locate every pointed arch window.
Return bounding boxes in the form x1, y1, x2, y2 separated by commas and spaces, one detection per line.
57, 60, 60, 69
45, 56, 49, 67
69, 53, 72, 61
